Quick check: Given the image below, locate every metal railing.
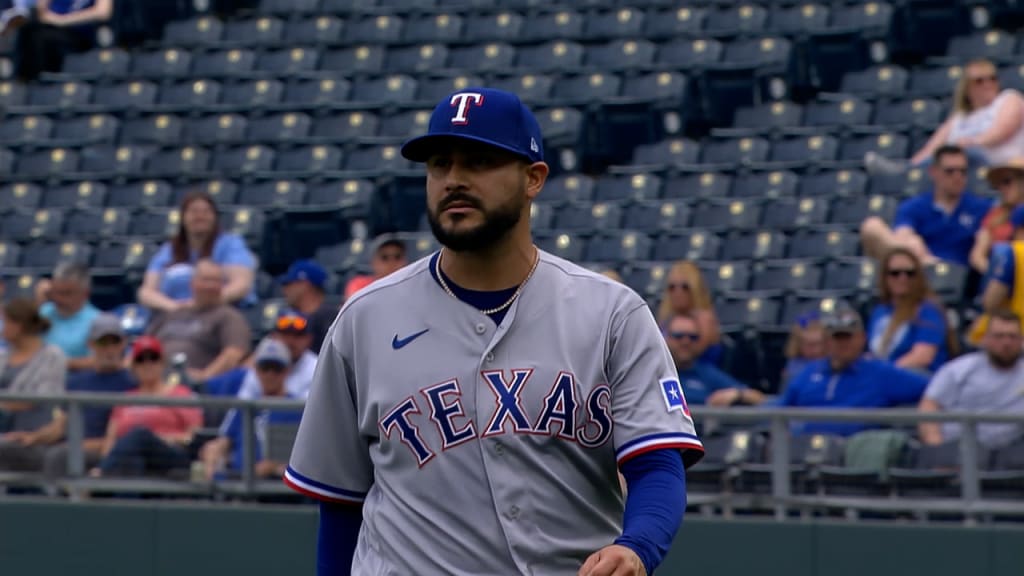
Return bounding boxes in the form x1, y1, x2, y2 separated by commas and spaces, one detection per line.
1, 392, 1022, 522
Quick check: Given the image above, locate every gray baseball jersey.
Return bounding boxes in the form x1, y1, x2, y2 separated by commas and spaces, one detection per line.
285, 251, 704, 575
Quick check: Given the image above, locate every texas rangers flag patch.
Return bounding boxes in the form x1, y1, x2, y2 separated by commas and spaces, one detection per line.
660, 378, 690, 415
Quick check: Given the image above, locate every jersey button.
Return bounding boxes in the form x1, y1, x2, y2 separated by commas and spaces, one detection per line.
475, 323, 487, 334
485, 353, 494, 363
509, 506, 520, 519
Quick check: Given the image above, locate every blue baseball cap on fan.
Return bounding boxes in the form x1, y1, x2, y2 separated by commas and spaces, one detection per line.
1012, 205, 1024, 229
401, 87, 544, 164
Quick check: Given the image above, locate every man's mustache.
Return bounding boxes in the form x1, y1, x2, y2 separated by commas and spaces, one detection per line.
439, 193, 483, 211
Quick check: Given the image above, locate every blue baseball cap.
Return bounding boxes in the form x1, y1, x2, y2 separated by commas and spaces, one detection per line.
401, 87, 544, 164
1012, 205, 1024, 229
279, 260, 327, 288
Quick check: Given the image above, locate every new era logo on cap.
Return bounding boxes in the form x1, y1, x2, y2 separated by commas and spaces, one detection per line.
401, 87, 544, 164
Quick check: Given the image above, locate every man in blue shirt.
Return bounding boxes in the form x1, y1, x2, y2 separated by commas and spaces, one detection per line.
37, 262, 100, 372
860, 145, 992, 267
665, 313, 763, 406
780, 306, 929, 437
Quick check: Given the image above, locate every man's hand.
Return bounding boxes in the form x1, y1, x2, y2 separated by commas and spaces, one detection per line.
37, 9, 67, 27
2, 431, 37, 446
578, 544, 646, 576
255, 460, 285, 478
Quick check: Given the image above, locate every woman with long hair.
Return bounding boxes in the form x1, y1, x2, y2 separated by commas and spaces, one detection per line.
138, 191, 256, 312
657, 261, 722, 364
0, 298, 67, 470
91, 336, 203, 478
867, 248, 958, 373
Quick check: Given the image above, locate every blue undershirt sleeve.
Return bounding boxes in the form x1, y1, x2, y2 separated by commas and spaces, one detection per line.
615, 449, 687, 575
317, 501, 362, 576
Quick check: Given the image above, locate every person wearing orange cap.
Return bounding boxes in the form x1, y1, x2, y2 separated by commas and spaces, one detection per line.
90, 336, 203, 478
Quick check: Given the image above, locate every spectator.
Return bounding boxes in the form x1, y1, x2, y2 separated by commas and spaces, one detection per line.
665, 313, 762, 407
91, 336, 202, 478
233, 309, 317, 402
778, 306, 929, 437
971, 205, 1024, 343
970, 157, 1024, 274
600, 269, 623, 283
860, 145, 992, 267
279, 260, 337, 354
13, 0, 113, 81
0, 278, 7, 351
0, 298, 66, 469
919, 310, 1024, 449
35, 261, 100, 372
343, 236, 408, 300
146, 259, 251, 384
199, 338, 303, 481
781, 312, 826, 388
867, 247, 956, 374
138, 191, 256, 313
867, 58, 1024, 173
656, 261, 722, 364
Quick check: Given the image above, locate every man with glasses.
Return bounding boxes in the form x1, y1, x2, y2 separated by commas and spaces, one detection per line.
665, 313, 761, 407
343, 235, 409, 300
778, 306, 929, 437
860, 145, 992, 267
234, 310, 317, 402
919, 309, 1024, 449
199, 337, 303, 482
0, 314, 136, 479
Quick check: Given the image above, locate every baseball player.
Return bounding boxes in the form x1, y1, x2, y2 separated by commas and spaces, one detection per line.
284, 88, 704, 576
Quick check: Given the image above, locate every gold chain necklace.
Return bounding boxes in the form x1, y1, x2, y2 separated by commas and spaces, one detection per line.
435, 247, 540, 315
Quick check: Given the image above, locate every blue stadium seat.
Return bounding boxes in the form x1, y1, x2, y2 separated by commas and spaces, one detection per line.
1000, 64, 1024, 93
873, 98, 944, 129
80, 145, 149, 176
284, 16, 344, 45
28, 81, 91, 111
378, 109, 431, 139
593, 173, 662, 202
0, 80, 29, 108
655, 38, 723, 69
403, 13, 464, 44
622, 199, 692, 231
121, 114, 185, 146
237, 180, 306, 208
715, 100, 803, 138
351, 75, 418, 106
386, 44, 449, 73
751, 259, 823, 292
447, 43, 516, 73
830, 194, 897, 225
163, 16, 224, 47
65, 207, 131, 240
192, 49, 257, 78
908, 65, 963, 98
584, 7, 645, 40
840, 65, 910, 100
762, 197, 830, 230
61, 48, 132, 79
257, 47, 321, 75
275, 145, 344, 174
780, 292, 856, 327
731, 171, 798, 198
584, 230, 653, 263
799, 169, 869, 197
839, 132, 909, 163
619, 71, 689, 108
699, 260, 752, 293
764, 135, 840, 169
247, 113, 313, 143
0, 241, 20, 268
552, 73, 622, 105
701, 37, 793, 125
516, 41, 586, 72
704, 4, 768, 37
223, 17, 286, 46
187, 113, 248, 145
789, 226, 861, 259
534, 107, 585, 169
664, 172, 733, 200
212, 145, 275, 175
283, 77, 350, 108
529, 202, 556, 231
554, 201, 623, 232
926, 261, 969, 303
629, 138, 700, 170
0, 149, 13, 176
717, 291, 782, 328
53, 114, 119, 145
0, 209, 66, 241
945, 30, 1018, 64
344, 144, 411, 173
643, 6, 706, 40
0, 114, 54, 145
823, 257, 878, 292
795, 96, 873, 132
107, 180, 174, 208
305, 179, 375, 211
585, 39, 657, 71
691, 198, 762, 231
535, 231, 588, 262
0, 183, 43, 211
700, 136, 771, 167
189, 179, 240, 206
93, 238, 158, 271
805, 2, 895, 92
310, 112, 379, 142
264, 0, 321, 16
463, 11, 524, 43
523, 9, 585, 42
19, 240, 93, 272
623, 261, 670, 299
490, 74, 556, 105
720, 230, 787, 261
16, 147, 79, 178
415, 76, 484, 106
41, 181, 106, 211
767, 3, 829, 35
148, 146, 211, 177
653, 229, 721, 261
345, 14, 404, 44
130, 48, 193, 79
93, 80, 159, 111
541, 174, 595, 204
220, 206, 266, 244
321, 46, 387, 74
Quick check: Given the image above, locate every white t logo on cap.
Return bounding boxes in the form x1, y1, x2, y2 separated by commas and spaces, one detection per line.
450, 92, 484, 125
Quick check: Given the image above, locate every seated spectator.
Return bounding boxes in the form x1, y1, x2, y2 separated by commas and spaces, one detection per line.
781, 312, 826, 389
919, 310, 1024, 449
971, 206, 1024, 343
13, 0, 113, 81
867, 59, 1024, 173
0, 298, 67, 470
969, 157, 1024, 274
240, 310, 316, 399
279, 260, 337, 354
146, 259, 251, 384
657, 261, 722, 365
91, 336, 202, 478
344, 236, 408, 300
861, 145, 992, 267
600, 269, 623, 283
35, 262, 100, 372
778, 306, 929, 437
666, 313, 762, 407
0, 278, 7, 351
867, 248, 956, 374
138, 191, 256, 313
199, 338, 303, 481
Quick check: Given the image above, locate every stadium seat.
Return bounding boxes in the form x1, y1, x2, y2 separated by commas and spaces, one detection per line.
188, 114, 248, 145
541, 174, 595, 204
788, 227, 861, 260
164, 16, 225, 47
700, 37, 793, 125
522, 9, 585, 42
28, 81, 91, 110
873, 98, 944, 130
869, 168, 930, 197
653, 229, 721, 261
107, 180, 174, 208
945, 30, 1018, 64
220, 207, 266, 244
237, 180, 307, 208
345, 14, 404, 44
535, 231, 588, 262
720, 230, 787, 261
42, 181, 107, 209
699, 260, 752, 293
223, 17, 286, 46
700, 137, 771, 167
130, 48, 193, 79
343, 144, 410, 173
0, 241, 21, 268
350, 75, 418, 106
212, 145, 275, 175
716, 101, 803, 138
53, 114, 119, 145
552, 72, 623, 105
717, 291, 782, 328
690, 198, 762, 231
516, 41, 586, 72
584, 39, 657, 71
584, 230, 653, 263
764, 135, 840, 169
263, 0, 319, 16
823, 257, 878, 292
840, 65, 910, 100
554, 201, 623, 232
664, 172, 733, 201
751, 259, 824, 292
386, 44, 449, 74
629, 138, 700, 170
799, 169, 870, 198
304, 179, 375, 211
926, 261, 969, 303
0, 209, 65, 241
416, 76, 485, 106
0, 80, 28, 108
762, 197, 830, 230
80, 145, 149, 176
908, 65, 963, 98
193, 49, 257, 78
490, 74, 556, 105
404, 13, 464, 44
0, 183, 43, 212
283, 77, 349, 108
593, 173, 662, 202
121, 114, 185, 146
445, 43, 516, 74
529, 202, 556, 231
378, 109, 431, 139
91, 80, 158, 111
93, 238, 158, 271
731, 171, 798, 199
767, 3, 829, 35
704, 4, 768, 37
584, 8, 646, 40
623, 261, 670, 299
622, 199, 692, 231
463, 11, 524, 43
829, 194, 897, 226
308, 112, 379, 143
796, 96, 873, 131
0, 114, 54, 145
247, 113, 313, 143
839, 132, 909, 163
190, 179, 240, 207
655, 38, 723, 70
16, 148, 79, 178
148, 146, 212, 177
284, 16, 344, 45
321, 46, 387, 75
643, 6, 706, 40
805, 2, 895, 92
257, 48, 320, 75
65, 207, 132, 240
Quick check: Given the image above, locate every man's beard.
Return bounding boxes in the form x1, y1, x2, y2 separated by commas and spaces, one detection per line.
427, 192, 524, 253
988, 349, 1021, 369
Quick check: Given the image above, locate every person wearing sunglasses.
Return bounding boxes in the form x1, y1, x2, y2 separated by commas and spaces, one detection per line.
778, 306, 929, 437
665, 313, 762, 407
91, 336, 203, 479
343, 235, 409, 300
656, 261, 722, 365
145, 259, 251, 385
867, 58, 1024, 175
232, 310, 317, 405
972, 205, 1024, 344
861, 145, 992, 267
867, 248, 957, 374
970, 157, 1024, 275
199, 337, 303, 482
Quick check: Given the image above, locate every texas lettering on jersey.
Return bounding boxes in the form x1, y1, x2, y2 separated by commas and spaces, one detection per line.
378, 369, 613, 467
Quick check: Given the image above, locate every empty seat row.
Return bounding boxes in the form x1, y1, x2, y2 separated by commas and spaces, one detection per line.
0, 207, 266, 243
159, 4, 894, 49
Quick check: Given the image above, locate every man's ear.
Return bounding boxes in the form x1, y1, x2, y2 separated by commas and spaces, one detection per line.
525, 161, 550, 201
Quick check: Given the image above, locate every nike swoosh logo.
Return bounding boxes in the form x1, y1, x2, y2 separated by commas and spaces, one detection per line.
392, 329, 429, 350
